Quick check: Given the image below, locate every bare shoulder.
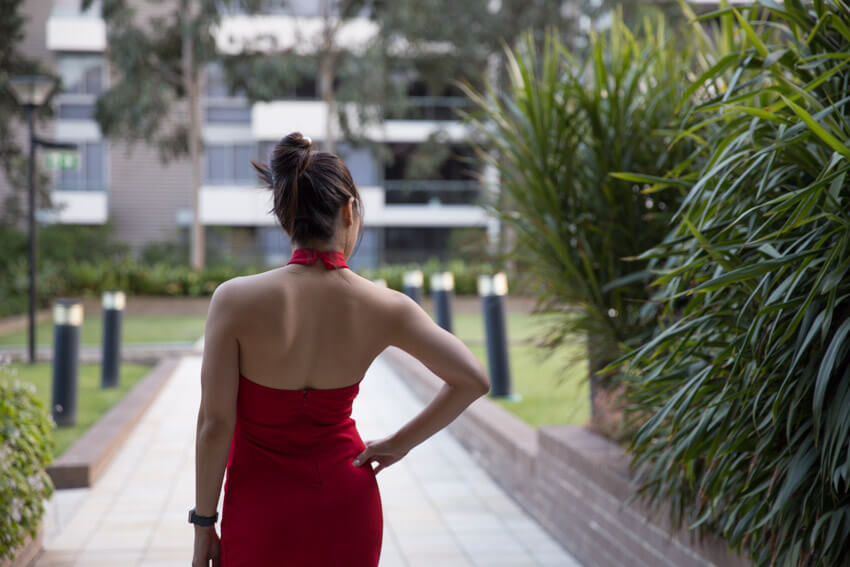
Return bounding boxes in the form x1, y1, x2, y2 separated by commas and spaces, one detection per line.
207, 276, 249, 315
345, 271, 417, 325
348, 271, 409, 304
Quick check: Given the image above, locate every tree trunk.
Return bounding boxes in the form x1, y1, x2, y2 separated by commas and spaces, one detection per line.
587, 332, 627, 441
320, 0, 336, 154
183, 0, 204, 270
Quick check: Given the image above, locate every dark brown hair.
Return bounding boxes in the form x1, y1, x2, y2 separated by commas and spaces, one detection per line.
251, 132, 364, 254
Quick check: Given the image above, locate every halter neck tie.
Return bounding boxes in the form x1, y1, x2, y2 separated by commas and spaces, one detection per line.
286, 248, 349, 270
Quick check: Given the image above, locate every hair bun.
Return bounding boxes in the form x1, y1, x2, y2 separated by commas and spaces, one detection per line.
281, 132, 312, 151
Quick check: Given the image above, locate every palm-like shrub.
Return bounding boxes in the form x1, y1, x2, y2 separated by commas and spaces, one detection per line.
460, 7, 698, 435
616, 1, 850, 564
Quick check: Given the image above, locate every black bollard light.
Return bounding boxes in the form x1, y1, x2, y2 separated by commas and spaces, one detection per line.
403, 269, 423, 304
430, 271, 454, 333
478, 273, 519, 400
101, 290, 125, 388
52, 298, 83, 427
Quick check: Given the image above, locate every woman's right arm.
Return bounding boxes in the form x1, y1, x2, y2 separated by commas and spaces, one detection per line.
353, 290, 490, 473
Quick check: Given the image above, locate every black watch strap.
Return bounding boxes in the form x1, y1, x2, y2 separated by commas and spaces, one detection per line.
188, 507, 218, 526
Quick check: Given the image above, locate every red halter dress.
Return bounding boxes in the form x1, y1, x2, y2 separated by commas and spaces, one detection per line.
219, 248, 383, 566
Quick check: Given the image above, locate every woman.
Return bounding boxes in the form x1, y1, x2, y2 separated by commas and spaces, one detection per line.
191, 132, 491, 567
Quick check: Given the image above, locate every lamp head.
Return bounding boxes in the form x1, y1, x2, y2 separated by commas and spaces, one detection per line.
8, 74, 56, 107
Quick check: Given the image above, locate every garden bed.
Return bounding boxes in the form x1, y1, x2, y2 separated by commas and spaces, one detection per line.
46, 356, 181, 488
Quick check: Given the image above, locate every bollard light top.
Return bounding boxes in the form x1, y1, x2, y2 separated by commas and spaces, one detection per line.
477, 272, 508, 296
430, 271, 455, 292
477, 274, 491, 296
54, 301, 84, 326
103, 290, 126, 310
372, 278, 388, 288
403, 269, 423, 288
492, 272, 508, 296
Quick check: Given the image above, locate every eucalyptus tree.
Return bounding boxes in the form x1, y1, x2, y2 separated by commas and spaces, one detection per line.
80, 0, 265, 270
0, 0, 57, 226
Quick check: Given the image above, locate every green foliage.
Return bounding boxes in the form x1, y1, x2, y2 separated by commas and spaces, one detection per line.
460, 7, 697, 369
0, 222, 495, 317
0, 223, 131, 317
357, 257, 501, 295
85, 0, 222, 159
0, 359, 56, 563
0, 0, 58, 224
139, 239, 187, 266
614, 1, 850, 565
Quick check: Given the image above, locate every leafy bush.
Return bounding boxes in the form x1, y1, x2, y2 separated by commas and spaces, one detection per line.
0, 223, 133, 317
0, 252, 502, 318
615, 1, 850, 565
139, 239, 187, 266
357, 257, 501, 295
0, 357, 55, 563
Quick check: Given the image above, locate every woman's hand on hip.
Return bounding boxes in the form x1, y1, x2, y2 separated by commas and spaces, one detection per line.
353, 435, 409, 475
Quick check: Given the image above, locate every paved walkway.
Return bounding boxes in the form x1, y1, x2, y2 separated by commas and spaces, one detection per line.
34, 353, 581, 567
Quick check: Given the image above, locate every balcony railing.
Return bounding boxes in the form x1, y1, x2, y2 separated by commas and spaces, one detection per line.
54, 180, 108, 192
383, 179, 481, 205
384, 97, 473, 121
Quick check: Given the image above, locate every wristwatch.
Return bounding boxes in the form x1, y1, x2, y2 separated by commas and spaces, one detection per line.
188, 507, 218, 526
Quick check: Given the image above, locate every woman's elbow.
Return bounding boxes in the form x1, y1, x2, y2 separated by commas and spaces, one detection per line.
199, 415, 235, 438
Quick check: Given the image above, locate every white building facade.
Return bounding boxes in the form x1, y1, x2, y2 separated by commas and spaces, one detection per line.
6, 0, 499, 270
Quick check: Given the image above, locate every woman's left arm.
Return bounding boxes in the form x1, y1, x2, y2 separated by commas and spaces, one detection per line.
193, 280, 241, 562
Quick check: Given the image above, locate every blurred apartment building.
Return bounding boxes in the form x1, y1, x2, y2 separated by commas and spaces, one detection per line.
2, 0, 499, 270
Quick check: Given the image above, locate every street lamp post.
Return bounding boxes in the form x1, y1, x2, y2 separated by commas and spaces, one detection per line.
7, 75, 76, 364
25, 101, 37, 365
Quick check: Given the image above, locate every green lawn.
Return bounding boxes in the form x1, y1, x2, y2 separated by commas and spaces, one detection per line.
449, 311, 560, 344
3, 307, 587, 428
3, 361, 153, 459
0, 314, 207, 346
443, 311, 590, 427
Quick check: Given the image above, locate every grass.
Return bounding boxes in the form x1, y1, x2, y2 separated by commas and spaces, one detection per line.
2, 361, 153, 459
443, 311, 590, 427
449, 311, 561, 344
2, 304, 588, 428
0, 314, 207, 346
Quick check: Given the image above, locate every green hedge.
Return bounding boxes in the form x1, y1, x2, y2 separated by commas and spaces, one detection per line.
1, 252, 513, 319
0, 256, 252, 318
0, 367, 55, 563
357, 257, 501, 296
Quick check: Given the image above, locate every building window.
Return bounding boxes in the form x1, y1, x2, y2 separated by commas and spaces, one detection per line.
205, 143, 256, 185
205, 105, 252, 123
58, 103, 96, 120
258, 141, 276, 165
57, 54, 104, 95
384, 227, 451, 264
56, 141, 106, 191
205, 62, 231, 98
56, 53, 104, 122
52, 0, 101, 17
336, 142, 378, 186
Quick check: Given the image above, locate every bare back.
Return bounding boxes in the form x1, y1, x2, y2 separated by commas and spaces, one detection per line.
230, 262, 397, 390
